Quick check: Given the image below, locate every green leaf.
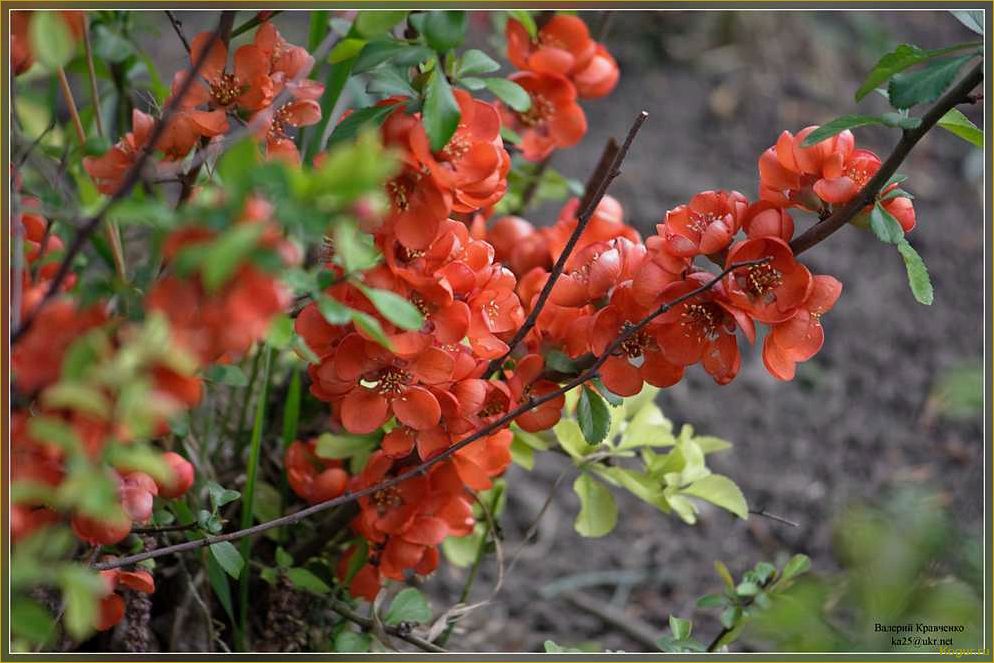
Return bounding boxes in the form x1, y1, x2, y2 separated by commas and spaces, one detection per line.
801, 115, 887, 146
207, 482, 241, 510
201, 224, 264, 292
869, 202, 905, 245
423, 68, 461, 151
353, 41, 433, 74
681, 474, 748, 520
203, 363, 249, 387
350, 310, 393, 350
217, 138, 262, 186
422, 11, 468, 53
367, 66, 419, 97
334, 630, 372, 652
354, 10, 409, 37
669, 616, 693, 640
736, 581, 760, 597
442, 531, 481, 567
29, 12, 75, 69
577, 386, 610, 445
252, 480, 282, 524
317, 296, 353, 325
356, 284, 424, 330
508, 10, 538, 38
385, 587, 431, 625
937, 107, 983, 147
572, 474, 618, 537
553, 419, 595, 459
287, 567, 332, 594
483, 78, 531, 112
12, 596, 55, 644
315, 432, 379, 459
327, 104, 397, 147
275, 547, 293, 568
896, 238, 934, 305
512, 431, 542, 468
59, 566, 104, 639
951, 10, 984, 35
329, 38, 367, 64
715, 560, 735, 591
334, 218, 381, 274
266, 314, 294, 350
42, 382, 111, 419
879, 112, 922, 130
855, 43, 976, 101
456, 49, 501, 77
210, 541, 244, 579
696, 594, 727, 608
780, 554, 812, 582
888, 54, 975, 110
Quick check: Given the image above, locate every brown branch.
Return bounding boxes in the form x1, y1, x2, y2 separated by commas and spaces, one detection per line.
10, 14, 235, 345
563, 589, 661, 650
485, 111, 649, 375
329, 599, 446, 653
165, 11, 192, 54
92, 257, 765, 573
81, 16, 105, 138
580, 138, 619, 212
790, 60, 983, 255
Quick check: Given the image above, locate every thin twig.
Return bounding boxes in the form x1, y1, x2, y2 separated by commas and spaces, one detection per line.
749, 509, 799, 528
11, 15, 234, 345
230, 10, 283, 39
485, 112, 650, 375
329, 599, 447, 653
563, 589, 661, 650
790, 60, 983, 255
93, 258, 766, 572
56, 67, 86, 145
130, 522, 197, 534
82, 16, 105, 138
165, 11, 192, 54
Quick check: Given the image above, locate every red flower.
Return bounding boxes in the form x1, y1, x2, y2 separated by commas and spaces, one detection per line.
500, 71, 587, 162
742, 201, 795, 243
883, 195, 916, 233
255, 98, 322, 164
758, 127, 855, 210
485, 215, 552, 277
724, 237, 812, 324
506, 355, 565, 432
589, 284, 684, 396
507, 14, 596, 77
380, 109, 453, 249
763, 275, 842, 380
96, 569, 155, 631
661, 190, 749, 257
12, 299, 107, 394
330, 334, 453, 434
574, 44, 620, 99
655, 273, 755, 385
286, 439, 349, 504
175, 31, 275, 112
416, 90, 511, 213
83, 109, 154, 194
156, 452, 196, 499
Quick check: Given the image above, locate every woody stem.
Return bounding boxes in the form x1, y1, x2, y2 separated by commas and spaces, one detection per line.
92, 257, 767, 573
485, 111, 649, 376
58, 64, 128, 282
790, 59, 983, 255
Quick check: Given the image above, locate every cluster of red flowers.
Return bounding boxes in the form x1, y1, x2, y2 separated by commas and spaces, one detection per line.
500, 15, 620, 161
11, 186, 292, 629
82, 20, 324, 195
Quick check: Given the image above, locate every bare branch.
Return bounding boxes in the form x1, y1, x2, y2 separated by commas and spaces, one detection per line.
484, 111, 649, 375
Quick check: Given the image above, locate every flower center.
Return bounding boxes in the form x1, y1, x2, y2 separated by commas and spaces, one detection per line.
267, 104, 294, 142
440, 128, 471, 162
619, 322, 649, 358
517, 93, 555, 127
370, 486, 403, 513
376, 367, 412, 396
410, 293, 431, 316
210, 72, 241, 107
742, 263, 783, 300
681, 302, 721, 341
689, 212, 722, 235
845, 165, 872, 188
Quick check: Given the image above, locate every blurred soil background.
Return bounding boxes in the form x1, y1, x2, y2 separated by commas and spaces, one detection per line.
126, 9, 986, 652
